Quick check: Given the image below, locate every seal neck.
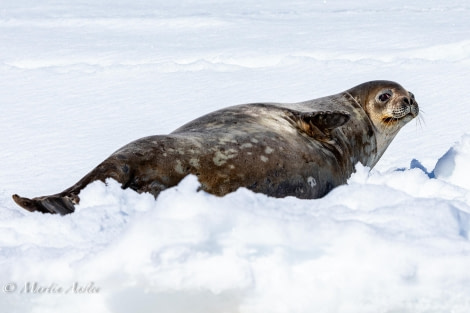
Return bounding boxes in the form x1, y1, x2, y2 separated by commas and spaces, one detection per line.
343, 92, 380, 168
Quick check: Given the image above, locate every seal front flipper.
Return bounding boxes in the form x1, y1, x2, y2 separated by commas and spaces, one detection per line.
288, 110, 350, 138
303, 110, 350, 131
12, 194, 75, 215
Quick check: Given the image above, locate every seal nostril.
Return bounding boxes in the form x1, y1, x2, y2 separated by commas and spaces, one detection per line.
403, 98, 410, 105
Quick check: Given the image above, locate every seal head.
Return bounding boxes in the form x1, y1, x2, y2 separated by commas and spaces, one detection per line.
345, 80, 419, 167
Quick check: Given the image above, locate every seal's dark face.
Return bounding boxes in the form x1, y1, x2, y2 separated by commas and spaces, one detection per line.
375, 88, 419, 125
359, 81, 419, 131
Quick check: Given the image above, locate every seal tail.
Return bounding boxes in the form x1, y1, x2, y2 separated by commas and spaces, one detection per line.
10, 158, 134, 215
12, 194, 77, 215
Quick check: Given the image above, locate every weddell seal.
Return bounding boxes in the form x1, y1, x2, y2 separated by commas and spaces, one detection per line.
12, 80, 419, 214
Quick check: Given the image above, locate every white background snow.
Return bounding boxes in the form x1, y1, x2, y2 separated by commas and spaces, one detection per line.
1, 0, 470, 312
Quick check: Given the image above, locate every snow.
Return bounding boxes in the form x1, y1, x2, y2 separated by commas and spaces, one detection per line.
1, 0, 470, 312
434, 134, 470, 190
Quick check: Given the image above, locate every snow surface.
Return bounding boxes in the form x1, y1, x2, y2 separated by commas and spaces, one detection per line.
1, 1, 470, 312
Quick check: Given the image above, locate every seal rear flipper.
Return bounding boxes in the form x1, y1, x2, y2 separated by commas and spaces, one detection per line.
12, 194, 75, 215
288, 110, 350, 137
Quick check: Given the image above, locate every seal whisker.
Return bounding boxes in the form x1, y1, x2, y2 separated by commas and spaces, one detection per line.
416, 113, 425, 130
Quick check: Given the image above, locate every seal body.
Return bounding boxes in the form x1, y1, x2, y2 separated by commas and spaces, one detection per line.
12, 80, 419, 214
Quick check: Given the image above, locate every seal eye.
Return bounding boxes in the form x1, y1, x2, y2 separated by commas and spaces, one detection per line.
378, 92, 392, 102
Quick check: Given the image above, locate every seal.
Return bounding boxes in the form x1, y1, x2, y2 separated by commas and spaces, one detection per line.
12, 80, 419, 214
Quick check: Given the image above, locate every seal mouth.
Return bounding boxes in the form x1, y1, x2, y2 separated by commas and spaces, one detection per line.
382, 111, 417, 124
382, 96, 419, 124
382, 116, 398, 124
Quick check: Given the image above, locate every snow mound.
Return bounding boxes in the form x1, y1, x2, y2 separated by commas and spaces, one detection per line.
433, 134, 470, 190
